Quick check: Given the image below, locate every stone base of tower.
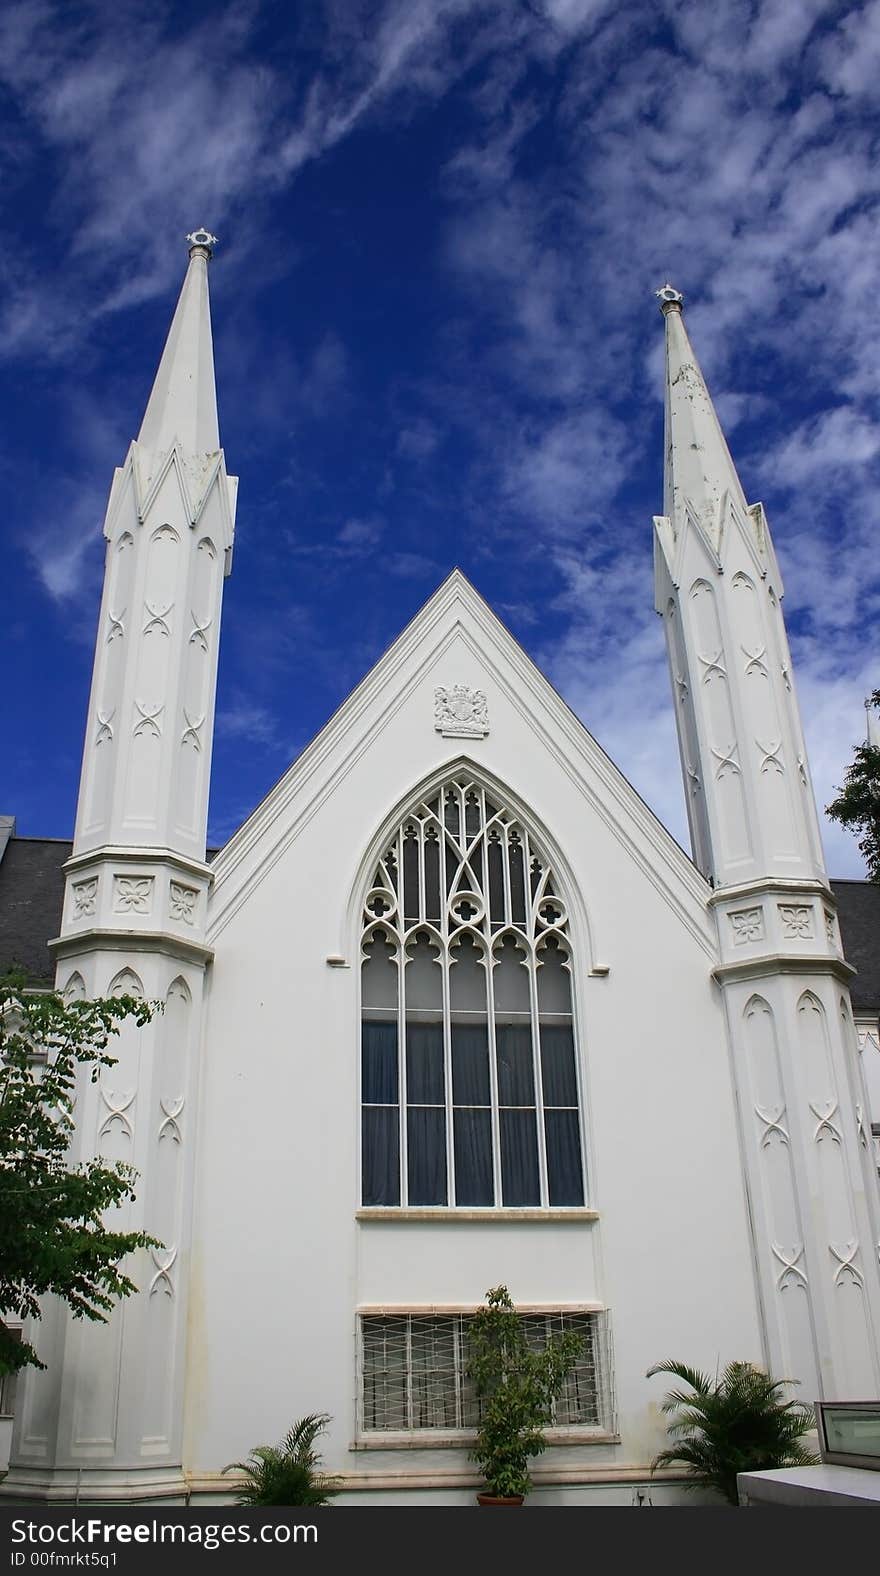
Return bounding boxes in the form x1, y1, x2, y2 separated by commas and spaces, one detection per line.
0, 1465, 189, 1503
710, 884, 880, 1401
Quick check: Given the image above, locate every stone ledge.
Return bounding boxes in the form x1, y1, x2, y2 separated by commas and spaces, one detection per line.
49, 928, 213, 967
712, 953, 856, 985
356, 1208, 599, 1223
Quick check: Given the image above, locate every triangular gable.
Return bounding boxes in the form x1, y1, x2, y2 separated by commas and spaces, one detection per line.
207, 571, 714, 953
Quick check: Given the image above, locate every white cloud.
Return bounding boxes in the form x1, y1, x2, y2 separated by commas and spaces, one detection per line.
771, 406, 880, 486
337, 516, 386, 550
214, 697, 281, 748
396, 419, 441, 460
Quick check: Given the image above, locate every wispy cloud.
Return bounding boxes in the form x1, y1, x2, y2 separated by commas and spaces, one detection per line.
214, 696, 282, 749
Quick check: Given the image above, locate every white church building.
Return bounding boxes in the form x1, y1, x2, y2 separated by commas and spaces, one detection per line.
2, 234, 879, 1504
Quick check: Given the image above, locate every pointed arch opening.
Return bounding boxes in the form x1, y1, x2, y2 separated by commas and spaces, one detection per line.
360, 772, 586, 1210
62, 971, 86, 1002
108, 966, 144, 1000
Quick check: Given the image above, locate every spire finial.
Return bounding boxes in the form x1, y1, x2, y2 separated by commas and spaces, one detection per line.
137, 233, 220, 453
656, 282, 683, 316
186, 228, 218, 259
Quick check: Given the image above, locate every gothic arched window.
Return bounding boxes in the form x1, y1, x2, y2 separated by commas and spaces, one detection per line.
360, 776, 585, 1209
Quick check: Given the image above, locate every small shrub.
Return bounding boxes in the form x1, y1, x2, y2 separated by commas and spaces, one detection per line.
467, 1285, 583, 1500
647, 1359, 818, 1505
224, 1413, 339, 1506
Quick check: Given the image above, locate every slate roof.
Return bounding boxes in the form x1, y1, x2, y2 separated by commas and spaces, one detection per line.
0, 836, 877, 1011
832, 879, 880, 1016
0, 838, 72, 986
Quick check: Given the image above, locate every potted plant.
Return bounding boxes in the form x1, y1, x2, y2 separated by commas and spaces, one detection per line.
466, 1285, 584, 1505
224, 1412, 340, 1505
646, 1359, 818, 1505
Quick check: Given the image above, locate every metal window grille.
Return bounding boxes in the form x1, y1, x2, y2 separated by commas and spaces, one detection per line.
358, 1310, 614, 1434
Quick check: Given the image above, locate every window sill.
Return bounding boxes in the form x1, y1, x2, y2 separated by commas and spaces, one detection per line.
352, 1428, 619, 1451
356, 1207, 599, 1222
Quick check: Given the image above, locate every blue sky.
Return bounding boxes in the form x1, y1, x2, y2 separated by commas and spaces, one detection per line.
1, 0, 878, 876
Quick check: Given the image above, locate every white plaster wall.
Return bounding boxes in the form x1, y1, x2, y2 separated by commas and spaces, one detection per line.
186, 590, 762, 1489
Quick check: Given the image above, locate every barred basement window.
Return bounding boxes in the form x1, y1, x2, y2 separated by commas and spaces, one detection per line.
359, 1311, 611, 1434
361, 777, 585, 1208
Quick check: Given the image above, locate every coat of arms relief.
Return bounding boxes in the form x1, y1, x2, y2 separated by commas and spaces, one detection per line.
434, 685, 490, 738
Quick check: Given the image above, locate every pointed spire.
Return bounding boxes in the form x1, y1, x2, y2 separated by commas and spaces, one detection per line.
867, 698, 880, 749
137, 229, 220, 456
657, 284, 746, 534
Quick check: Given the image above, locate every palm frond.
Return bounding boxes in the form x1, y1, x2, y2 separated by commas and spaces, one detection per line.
647, 1357, 818, 1505
646, 1360, 713, 1395
223, 1415, 339, 1506
281, 1412, 332, 1462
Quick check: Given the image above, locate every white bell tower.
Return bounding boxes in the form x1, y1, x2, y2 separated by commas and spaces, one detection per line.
4, 231, 236, 1501
654, 285, 880, 1403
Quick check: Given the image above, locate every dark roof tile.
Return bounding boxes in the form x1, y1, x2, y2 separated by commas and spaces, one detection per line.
831, 879, 880, 1017
0, 839, 72, 986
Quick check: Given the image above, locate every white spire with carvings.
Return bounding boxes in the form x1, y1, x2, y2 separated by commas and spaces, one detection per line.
653, 286, 880, 1406
4, 233, 237, 1504
72, 229, 237, 861
653, 284, 825, 889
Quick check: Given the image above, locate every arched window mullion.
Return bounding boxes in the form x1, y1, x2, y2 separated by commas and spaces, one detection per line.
570, 952, 591, 1206
528, 938, 550, 1207
521, 825, 535, 944
485, 944, 503, 1208
501, 823, 513, 925
453, 781, 465, 856
422, 813, 432, 920
397, 930, 408, 1207
530, 856, 552, 934
442, 940, 456, 1208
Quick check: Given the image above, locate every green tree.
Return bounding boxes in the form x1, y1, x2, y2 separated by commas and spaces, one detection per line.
224, 1414, 339, 1506
647, 1358, 818, 1505
0, 976, 160, 1377
826, 690, 880, 883
467, 1285, 584, 1500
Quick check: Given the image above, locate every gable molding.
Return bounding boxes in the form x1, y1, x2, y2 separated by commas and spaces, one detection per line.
207, 575, 715, 957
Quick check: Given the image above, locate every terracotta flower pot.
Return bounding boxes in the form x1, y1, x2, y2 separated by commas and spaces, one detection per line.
476, 1493, 524, 1506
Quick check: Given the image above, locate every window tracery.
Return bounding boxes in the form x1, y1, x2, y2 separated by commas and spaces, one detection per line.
361, 777, 585, 1208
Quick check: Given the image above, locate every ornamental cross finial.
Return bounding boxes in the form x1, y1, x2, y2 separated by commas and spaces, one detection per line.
187, 228, 218, 257
656, 282, 683, 314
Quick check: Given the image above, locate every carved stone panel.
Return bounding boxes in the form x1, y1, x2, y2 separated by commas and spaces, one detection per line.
434, 685, 489, 739
729, 907, 764, 945
114, 875, 154, 914
169, 882, 198, 926
779, 904, 813, 939
71, 877, 98, 920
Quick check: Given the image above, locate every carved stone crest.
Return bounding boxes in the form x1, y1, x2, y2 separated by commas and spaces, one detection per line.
434, 685, 489, 739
